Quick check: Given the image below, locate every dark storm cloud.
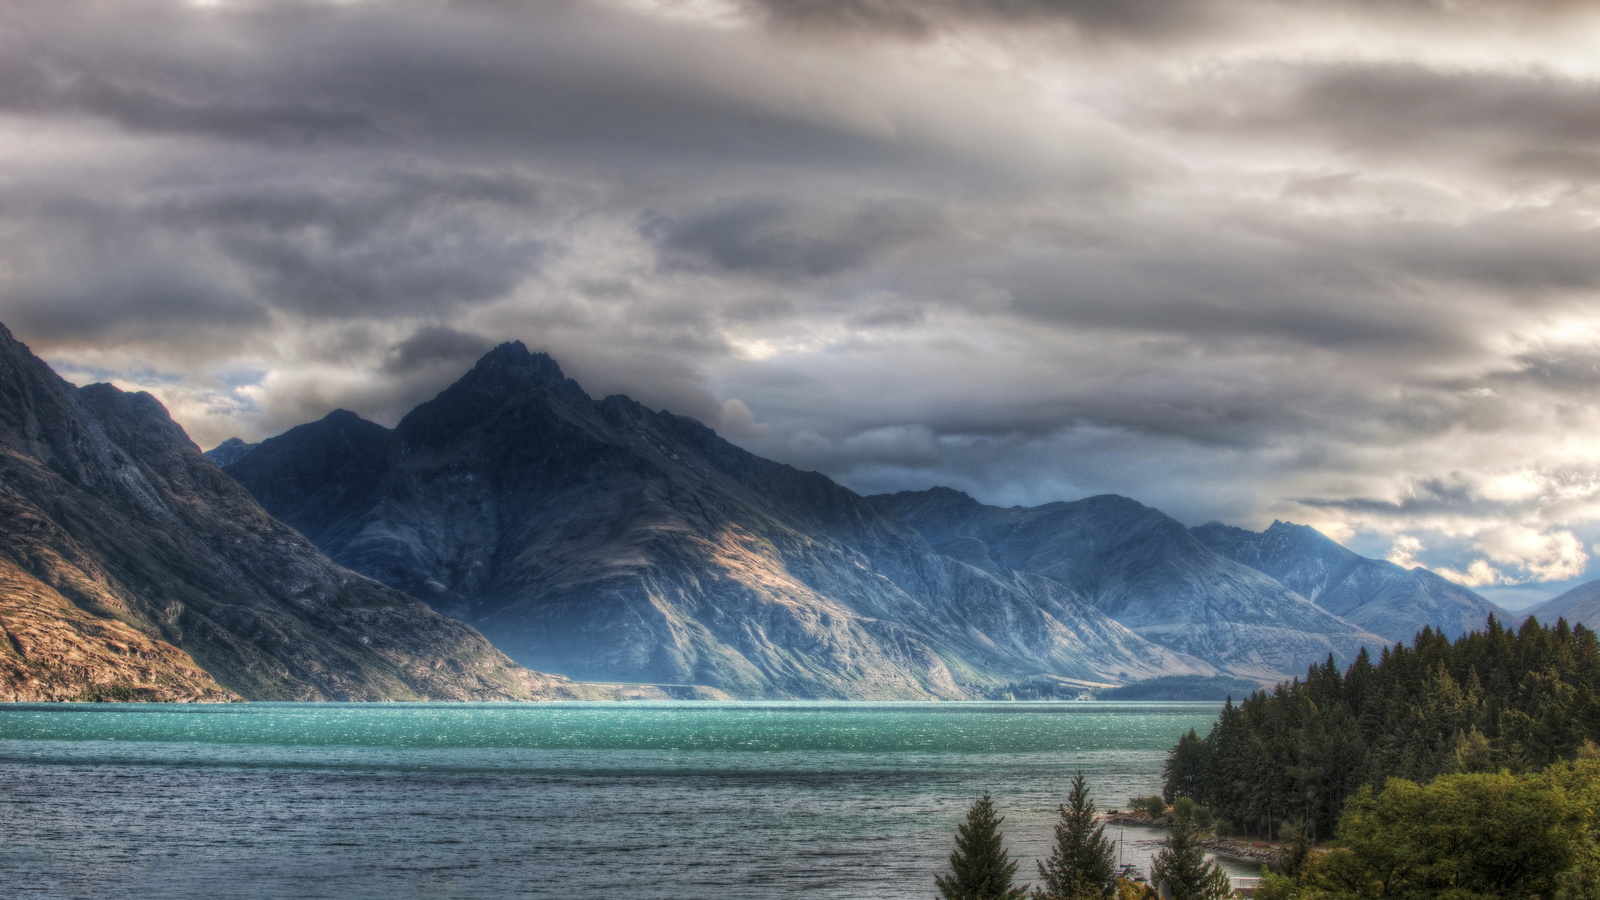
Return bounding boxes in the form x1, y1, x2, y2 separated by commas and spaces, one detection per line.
1293, 65, 1600, 150
182, 185, 545, 320
1, 172, 546, 328
382, 326, 495, 375
0, 194, 268, 340
746, 0, 1599, 43
1311, 478, 1477, 512
0, 3, 375, 142
647, 197, 945, 280
159, 170, 545, 238
1333, 219, 1600, 296
744, 0, 1224, 40
722, 331, 1369, 456
0, 0, 918, 174
1138, 61, 1600, 182
14, 264, 268, 340
1000, 250, 1429, 351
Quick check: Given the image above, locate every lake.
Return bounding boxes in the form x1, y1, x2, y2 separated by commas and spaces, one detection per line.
0, 701, 1234, 899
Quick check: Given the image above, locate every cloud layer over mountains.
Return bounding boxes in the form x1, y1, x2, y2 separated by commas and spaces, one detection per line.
4, 0, 1600, 602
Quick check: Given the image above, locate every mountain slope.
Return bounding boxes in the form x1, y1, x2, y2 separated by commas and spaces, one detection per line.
222, 343, 1211, 698
1191, 520, 1509, 642
0, 322, 588, 701
1526, 580, 1600, 630
868, 488, 1384, 680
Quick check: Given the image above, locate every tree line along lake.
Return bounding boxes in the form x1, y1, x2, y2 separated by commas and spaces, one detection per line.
0, 700, 1249, 899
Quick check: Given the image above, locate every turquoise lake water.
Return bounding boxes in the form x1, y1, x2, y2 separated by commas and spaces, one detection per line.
0, 701, 1229, 899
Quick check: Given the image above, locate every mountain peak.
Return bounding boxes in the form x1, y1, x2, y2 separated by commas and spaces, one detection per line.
319, 408, 371, 426
483, 340, 530, 361
1263, 520, 1339, 547
471, 341, 568, 383
869, 486, 984, 517
204, 436, 260, 468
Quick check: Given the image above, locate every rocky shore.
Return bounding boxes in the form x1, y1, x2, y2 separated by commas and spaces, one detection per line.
1196, 837, 1280, 867
1100, 811, 1283, 869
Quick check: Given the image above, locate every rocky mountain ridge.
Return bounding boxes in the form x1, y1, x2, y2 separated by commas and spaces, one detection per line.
1191, 520, 1510, 642
868, 488, 1385, 681
220, 343, 1214, 698
0, 322, 596, 702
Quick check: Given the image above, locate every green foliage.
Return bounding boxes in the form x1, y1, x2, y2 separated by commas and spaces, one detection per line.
1163, 729, 1206, 803
1310, 773, 1572, 898
1275, 821, 1312, 880
1254, 759, 1600, 899
1128, 795, 1165, 818
1556, 832, 1600, 900
1252, 870, 1301, 900
1170, 797, 1213, 830
1150, 809, 1231, 900
936, 793, 1030, 900
1113, 877, 1158, 900
1033, 773, 1115, 900
1163, 617, 1600, 841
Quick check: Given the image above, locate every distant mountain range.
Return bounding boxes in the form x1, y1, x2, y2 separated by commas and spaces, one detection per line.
1191, 520, 1508, 643
871, 489, 1383, 681
1527, 580, 1600, 631
0, 322, 607, 702
208, 342, 1512, 697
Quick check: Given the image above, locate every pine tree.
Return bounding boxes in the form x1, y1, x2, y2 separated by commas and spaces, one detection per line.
936, 793, 1029, 900
1034, 772, 1115, 900
1163, 729, 1206, 805
1151, 809, 1231, 900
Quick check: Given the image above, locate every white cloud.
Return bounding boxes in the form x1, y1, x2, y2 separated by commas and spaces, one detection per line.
717, 398, 771, 440
1387, 534, 1424, 569
1436, 559, 1509, 588
1477, 525, 1588, 583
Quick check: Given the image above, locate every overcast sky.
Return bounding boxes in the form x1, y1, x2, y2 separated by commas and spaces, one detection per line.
5, 0, 1600, 608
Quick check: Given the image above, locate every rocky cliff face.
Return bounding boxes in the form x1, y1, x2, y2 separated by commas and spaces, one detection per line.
1191, 520, 1509, 643
223, 344, 1211, 698
0, 323, 591, 701
1526, 580, 1600, 631
870, 488, 1384, 681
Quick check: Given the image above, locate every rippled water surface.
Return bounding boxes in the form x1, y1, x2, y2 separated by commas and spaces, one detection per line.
0, 701, 1229, 899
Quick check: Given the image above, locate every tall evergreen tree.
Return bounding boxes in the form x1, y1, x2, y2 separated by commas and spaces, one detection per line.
936, 793, 1029, 900
1163, 729, 1206, 805
1150, 809, 1231, 900
1034, 772, 1115, 900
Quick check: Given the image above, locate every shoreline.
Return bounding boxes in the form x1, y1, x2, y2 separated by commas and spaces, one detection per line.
1101, 812, 1283, 869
